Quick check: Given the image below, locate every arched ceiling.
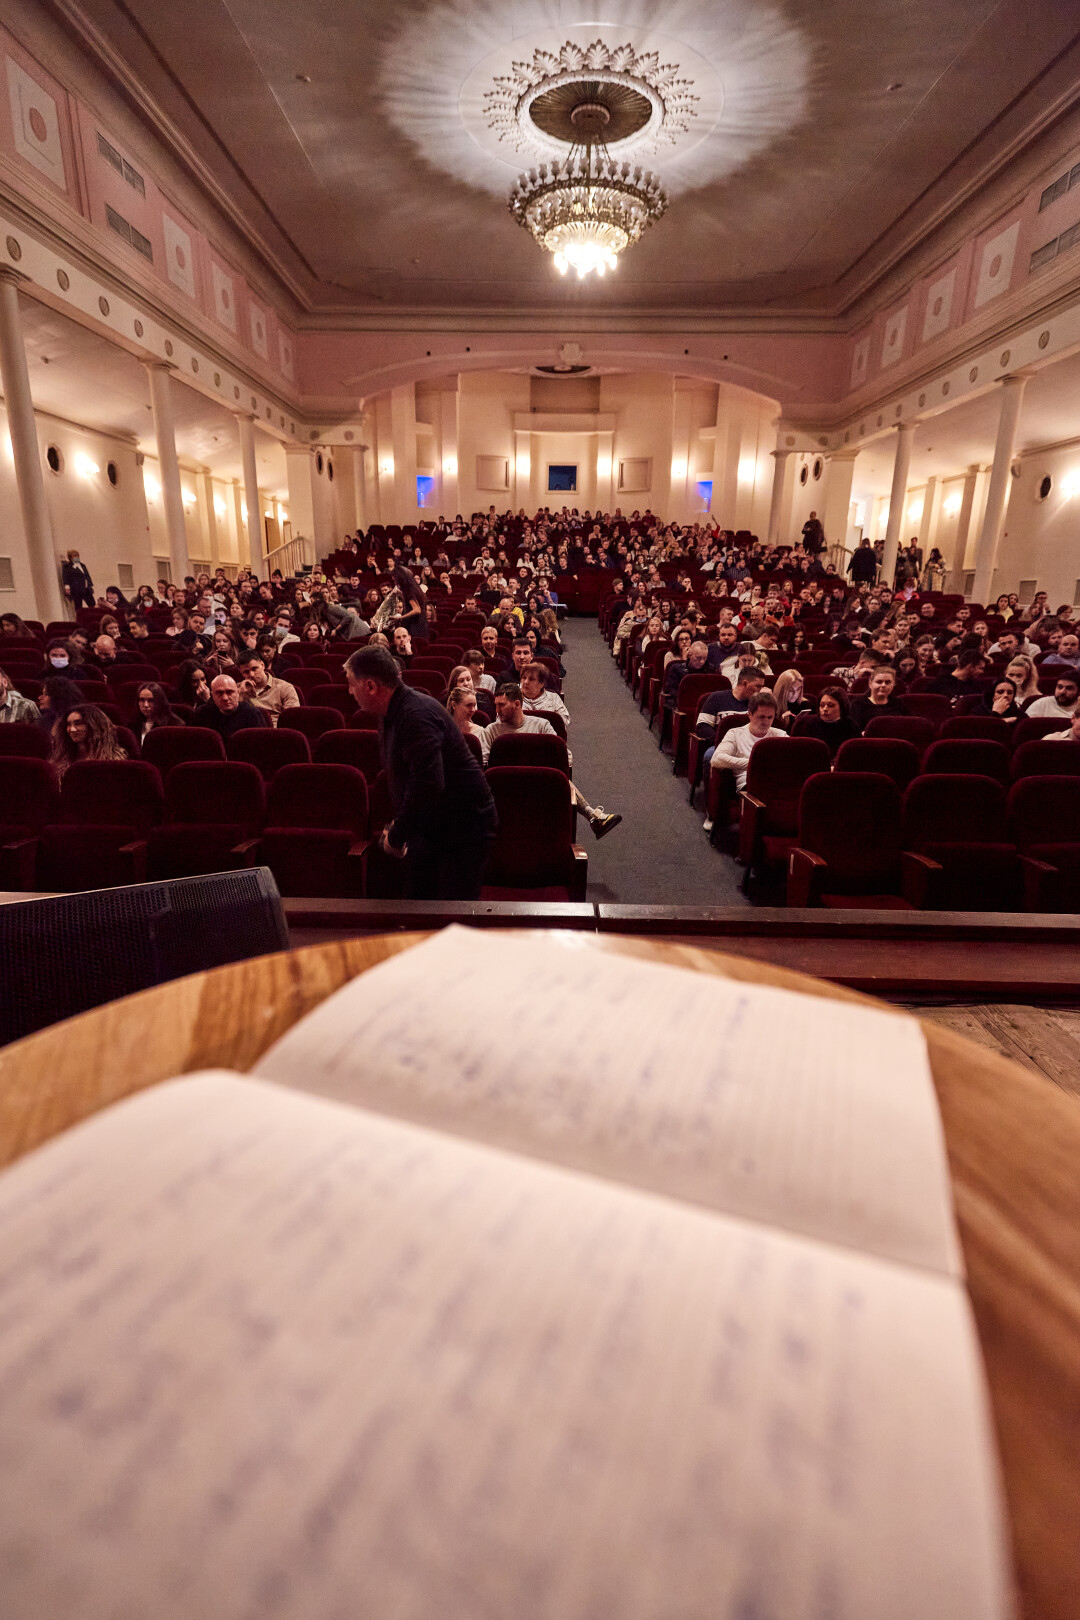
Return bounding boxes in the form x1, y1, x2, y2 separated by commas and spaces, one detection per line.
51, 0, 1080, 316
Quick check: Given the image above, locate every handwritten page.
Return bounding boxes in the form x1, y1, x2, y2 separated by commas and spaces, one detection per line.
0, 1074, 1009, 1620
256, 928, 961, 1277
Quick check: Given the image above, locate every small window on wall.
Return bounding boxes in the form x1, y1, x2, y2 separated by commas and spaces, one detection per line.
695, 480, 713, 510
618, 457, 651, 492
1019, 578, 1038, 603
799, 464, 809, 485
315, 452, 324, 475
548, 464, 577, 492
1038, 474, 1052, 500
46, 445, 63, 474
417, 475, 435, 508
154, 558, 172, 582
117, 563, 135, 591
327, 460, 334, 481
107, 461, 119, 487
812, 457, 823, 481
0, 556, 15, 591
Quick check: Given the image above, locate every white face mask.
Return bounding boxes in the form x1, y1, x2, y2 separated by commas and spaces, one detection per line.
50, 656, 68, 668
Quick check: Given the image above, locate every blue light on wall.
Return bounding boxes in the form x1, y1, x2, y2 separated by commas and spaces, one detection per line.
695, 479, 713, 510
548, 464, 578, 492
417, 475, 435, 508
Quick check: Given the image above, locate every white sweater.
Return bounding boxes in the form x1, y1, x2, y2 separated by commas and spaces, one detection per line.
710, 724, 787, 790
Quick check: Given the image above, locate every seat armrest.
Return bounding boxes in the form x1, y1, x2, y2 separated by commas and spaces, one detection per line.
1020, 854, 1059, 911
231, 837, 261, 867
787, 846, 827, 907
346, 838, 373, 860
118, 838, 148, 883
569, 844, 589, 902
1, 835, 39, 890
738, 792, 766, 866
900, 849, 940, 908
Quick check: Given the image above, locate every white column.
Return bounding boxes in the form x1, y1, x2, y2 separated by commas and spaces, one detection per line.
199, 468, 219, 570
285, 446, 316, 549
390, 383, 419, 525
437, 384, 459, 518
947, 464, 982, 589
881, 421, 916, 586
821, 451, 858, 554
236, 413, 265, 577
595, 428, 614, 512
351, 446, 367, 530
971, 375, 1030, 605
0, 269, 63, 619
766, 449, 793, 545
231, 479, 246, 570
916, 474, 939, 559
513, 428, 531, 509
144, 361, 191, 586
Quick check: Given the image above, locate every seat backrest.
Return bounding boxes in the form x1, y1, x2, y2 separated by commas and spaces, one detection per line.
288, 669, 331, 699
164, 761, 265, 831
401, 669, 444, 697
265, 763, 368, 834
1011, 739, 1080, 780
225, 727, 311, 779
59, 759, 164, 830
307, 684, 355, 716
863, 714, 936, 753
484, 766, 574, 885
834, 736, 922, 791
346, 710, 380, 731
0, 756, 58, 828
141, 726, 226, 773
0, 722, 50, 759
900, 693, 952, 725
277, 706, 345, 743
902, 774, 1007, 849
312, 728, 382, 780
1007, 776, 1080, 849
1012, 716, 1069, 747
673, 672, 727, 716
937, 715, 1013, 745
744, 736, 830, 803
487, 732, 570, 775
922, 739, 1011, 784
797, 771, 903, 890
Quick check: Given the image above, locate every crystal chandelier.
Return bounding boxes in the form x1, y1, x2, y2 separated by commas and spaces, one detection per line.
487, 43, 692, 280
509, 135, 667, 279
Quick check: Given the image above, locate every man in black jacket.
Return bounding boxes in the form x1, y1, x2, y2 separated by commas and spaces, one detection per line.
194, 675, 271, 739
345, 645, 497, 899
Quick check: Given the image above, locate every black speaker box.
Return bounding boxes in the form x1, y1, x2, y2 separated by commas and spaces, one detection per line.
0, 868, 289, 1046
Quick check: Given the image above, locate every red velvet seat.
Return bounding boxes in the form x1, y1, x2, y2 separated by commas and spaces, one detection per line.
226, 726, 311, 780
140, 726, 226, 774
277, 706, 345, 744
312, 728, 382, 782
739, 736, 830, 880
900, 693, 953, 726
922, 739, 1011, 785
258, 764, 369, 897
1012, 716, 1070, 747
834, 737, 922, 792
147, 761, 265, 880
346, 710, 379, 730
668, 674, 728, 774
1010, 740, 1080, 780
401, 669, 444, 697
307, 683, 356, 717
481, 766, 587, 900
0, 723, 50, 759
36, 759, 164, 891
937, 715, 1013, 746
0, 757, 59, 887
1008, 776, 1080, 910
787, 772, 933, 908
863, 715, 936, 754
487, 732, 571, 776
901, 774, 1020, 910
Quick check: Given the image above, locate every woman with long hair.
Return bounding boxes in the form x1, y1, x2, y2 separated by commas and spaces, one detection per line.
165, 607, 189, 639
799, 686, 860, 758
134, 682, 183, 743
0, 611, 32, 638
390, 564, 429, 642
175, 659, 211, 709
300, 616, 327, 645
771, 670, 813, 724
36, 675, 85, 737
205, 627, 239, 680
50, 704, 128, 777
1004, 655, 1041, 707
973, 676, 1023, 724
446, 664, 495, 723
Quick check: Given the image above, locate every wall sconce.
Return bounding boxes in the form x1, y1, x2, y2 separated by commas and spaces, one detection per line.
181, 488, 196, 506
943, 494, 962, 517
213, 496, 227, 517
1061, 472, 1080, 499
143, 473, 160, 502
75, 453, 99, 478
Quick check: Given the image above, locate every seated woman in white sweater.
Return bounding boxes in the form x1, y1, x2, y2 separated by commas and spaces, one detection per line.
709, 689, 788, 793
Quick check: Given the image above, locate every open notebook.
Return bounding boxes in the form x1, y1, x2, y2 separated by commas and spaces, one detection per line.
0, 928, 1011, 1619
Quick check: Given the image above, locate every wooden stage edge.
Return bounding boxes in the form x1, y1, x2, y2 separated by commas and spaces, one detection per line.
283, 900, 1080, 1002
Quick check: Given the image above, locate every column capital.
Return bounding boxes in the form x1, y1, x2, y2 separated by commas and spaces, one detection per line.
0, 265, 29, 288
895, 419, 918, 434
770, 447, 794, 461
142, 358, 176, 375
826, 447, 861, 463
998, 370, 1034, 388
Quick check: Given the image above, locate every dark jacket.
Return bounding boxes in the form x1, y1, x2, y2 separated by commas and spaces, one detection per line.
849, 695, 906, 732
381, 684, 496, 850
847, 546, 878, 584
798, 715, 860, 757
193, 699, 270, 739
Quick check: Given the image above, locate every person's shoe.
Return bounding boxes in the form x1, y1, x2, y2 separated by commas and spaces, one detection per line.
702, 818, 714, 832
590, 808, 622, 840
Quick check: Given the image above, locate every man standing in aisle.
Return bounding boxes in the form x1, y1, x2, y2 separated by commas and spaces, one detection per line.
345, 644, 497, 898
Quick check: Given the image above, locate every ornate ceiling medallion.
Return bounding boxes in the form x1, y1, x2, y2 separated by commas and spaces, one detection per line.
493, 41, 687, 279
484, 40, 698, 155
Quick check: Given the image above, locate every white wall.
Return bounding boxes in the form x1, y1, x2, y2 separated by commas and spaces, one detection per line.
457, 371, 530, 518
994, 447, 1080, 608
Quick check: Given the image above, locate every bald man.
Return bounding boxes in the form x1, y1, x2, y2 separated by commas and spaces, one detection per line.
194, 673, 271, 739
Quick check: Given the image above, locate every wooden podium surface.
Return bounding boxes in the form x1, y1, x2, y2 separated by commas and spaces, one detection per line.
0, 931, 1076, 1620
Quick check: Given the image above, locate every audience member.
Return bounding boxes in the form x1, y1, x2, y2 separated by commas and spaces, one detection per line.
236, 650, 300, 725
479, 685, 621, 839
1046, 711, 1080, 744
0, 666, 40, 724
520, 662, 570, 728
1042, 633, 1080, 671
50, 705, 128, 778
798, 687, 860, 758
1027, 674, 1080, 721
194, 675, 271, 739
1004, 655, 1042, 706
849, 667, 905, 731
134, 683, 183, 743
704, 690, 786, 830
176, 660, 211, 709
973, 676, 1023, 723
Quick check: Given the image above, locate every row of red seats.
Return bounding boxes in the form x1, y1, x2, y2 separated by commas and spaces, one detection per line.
0, 754, 587, 902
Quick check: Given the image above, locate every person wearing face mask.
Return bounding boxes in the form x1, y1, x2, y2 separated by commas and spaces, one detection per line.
39, 640, 98, 684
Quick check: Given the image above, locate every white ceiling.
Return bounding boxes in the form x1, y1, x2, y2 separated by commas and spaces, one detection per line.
18, 299, 289, 498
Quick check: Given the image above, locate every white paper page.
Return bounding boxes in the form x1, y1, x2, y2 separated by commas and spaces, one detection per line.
0, 1074, 1008, 1620
256, 928, 961, 1277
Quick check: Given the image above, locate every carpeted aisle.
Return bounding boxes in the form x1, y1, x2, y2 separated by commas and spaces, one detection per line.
559, 619, 750, 905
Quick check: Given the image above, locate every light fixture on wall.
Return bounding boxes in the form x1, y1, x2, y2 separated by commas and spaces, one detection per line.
443, 455, 457, 477
737, 456, 757, 484
491, 43, 690, 279
1061, 471, 1080, 499
943, 494, 962, 517
213, 496, 227, 518
240, 502, 248, 522
143, 472, 161, 502
907, 501, 922, 522
74, 453, 99, 478
181, 488, 196, 506
379, 457, 394, 476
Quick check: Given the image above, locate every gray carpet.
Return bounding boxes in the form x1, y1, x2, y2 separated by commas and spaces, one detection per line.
559, 619, 750, 906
